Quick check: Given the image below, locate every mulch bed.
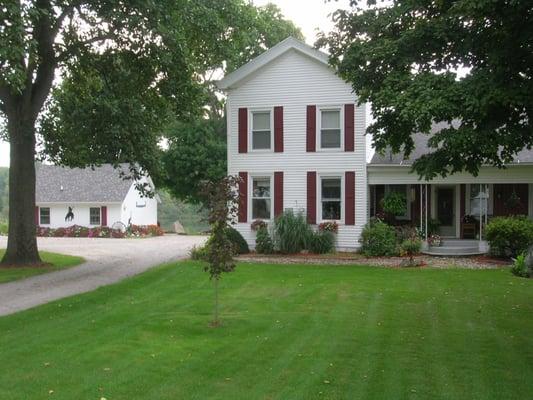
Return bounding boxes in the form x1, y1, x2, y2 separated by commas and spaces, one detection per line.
237, 252, 512, 269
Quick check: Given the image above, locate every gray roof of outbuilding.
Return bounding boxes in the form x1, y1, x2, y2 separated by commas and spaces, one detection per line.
36, 163, 134, 203
370, 122, 533, 165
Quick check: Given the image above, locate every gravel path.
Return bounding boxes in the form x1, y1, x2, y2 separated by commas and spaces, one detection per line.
0, 235, 206, 316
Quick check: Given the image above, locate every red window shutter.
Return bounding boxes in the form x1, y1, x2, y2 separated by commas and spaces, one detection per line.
345, 171, 355, 225
101, 206, 108, 227
238, 108, 248, 153
35, 206, 39, 226
307, 171, 317, 224
344, 104, 355, 152
238, 172, 248, 222
306, 105, 316, 152
274, 172, 284, 217
274, 106, 284, 152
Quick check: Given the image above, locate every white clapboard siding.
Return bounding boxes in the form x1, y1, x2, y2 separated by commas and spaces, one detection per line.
226, 49, 367, 250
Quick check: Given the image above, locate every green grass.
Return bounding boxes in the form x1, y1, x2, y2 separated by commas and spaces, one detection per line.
0, 249, 84, 283
0, 262, 531, 399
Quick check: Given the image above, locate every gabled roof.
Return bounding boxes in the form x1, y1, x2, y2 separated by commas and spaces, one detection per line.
216, 36, 330, 90
36, 163, 136, 203
370, 121, 533, 165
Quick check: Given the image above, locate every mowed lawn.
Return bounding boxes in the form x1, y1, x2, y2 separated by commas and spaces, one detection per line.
0, 249, 84, 283
0, 262, 531, 400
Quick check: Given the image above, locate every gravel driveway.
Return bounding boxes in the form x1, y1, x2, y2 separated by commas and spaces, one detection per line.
0, 235, 206, 316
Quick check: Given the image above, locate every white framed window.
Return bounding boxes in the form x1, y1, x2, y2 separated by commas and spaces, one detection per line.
250, 110, 272, 151
320, 176, 343, 221
385, 184, 410, 220
251, 176, 272, 220
40, 207, 50, 225
318, 107, 343, 150
89, 207, 101, 225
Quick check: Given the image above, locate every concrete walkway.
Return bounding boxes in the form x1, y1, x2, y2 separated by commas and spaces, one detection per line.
0, 235, 206, 316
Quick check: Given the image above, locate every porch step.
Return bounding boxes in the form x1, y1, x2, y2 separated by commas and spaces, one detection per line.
422, 239, 487, 256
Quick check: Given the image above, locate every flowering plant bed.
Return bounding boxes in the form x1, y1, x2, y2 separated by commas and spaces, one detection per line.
36, 224, 163, 238
318, 221, 339, 233
237, 252, 507, 269
250, 219, 268, 231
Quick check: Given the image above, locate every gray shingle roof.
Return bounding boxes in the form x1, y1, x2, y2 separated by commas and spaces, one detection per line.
36, 163, 134, 203
370, 122, 533, 165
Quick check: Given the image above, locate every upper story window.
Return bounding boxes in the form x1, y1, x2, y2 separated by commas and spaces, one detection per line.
251, 177, 271, 219
40, 207, 50, 225
89, 207, 101, 225
251, 111, 272, 150
320, 108, 341, 149
321, 177, 342, 220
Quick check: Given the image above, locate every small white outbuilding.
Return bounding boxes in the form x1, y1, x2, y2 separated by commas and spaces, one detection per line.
35, 163, 159, 229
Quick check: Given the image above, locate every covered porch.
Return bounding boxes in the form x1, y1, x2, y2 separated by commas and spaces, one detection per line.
367, 165, 533, 254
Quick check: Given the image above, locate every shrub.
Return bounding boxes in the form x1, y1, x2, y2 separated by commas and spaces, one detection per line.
399, 238, 422, 266
224, 226, 249, 254
273, 210, 312, 254
359, 219, 397, 256
308, 230, 335, 254
255, 226, 274, 254
190, 243, 210, 261
511, 253, 529, 278
485, 216, 533, 258
52, 227, 67, 237
0, 222, 8, 235
395, 225, 418, 242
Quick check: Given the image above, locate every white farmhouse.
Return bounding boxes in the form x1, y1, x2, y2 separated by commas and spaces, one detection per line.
218, 37, 533, 253
35, 163, 159, 229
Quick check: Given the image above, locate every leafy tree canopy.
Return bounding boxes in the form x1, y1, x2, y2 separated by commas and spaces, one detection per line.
319, 0, 533, 179
0, 0, 301, 265
161, 118, 227, 204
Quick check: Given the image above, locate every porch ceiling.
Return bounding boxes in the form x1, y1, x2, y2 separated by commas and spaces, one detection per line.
367, 165, 533, 185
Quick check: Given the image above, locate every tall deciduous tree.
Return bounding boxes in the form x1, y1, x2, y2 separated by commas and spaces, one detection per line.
160, 3, 302, 203
0, 0, 301, 266
319, 0, 533, 179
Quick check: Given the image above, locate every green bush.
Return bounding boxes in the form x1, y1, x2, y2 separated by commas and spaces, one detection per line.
511, 253, 529, 278
190, 244, 209, 261
485, 216, 533, 258
224, 226, 249, 254
255, 226, 274, 254
273, 210, 312, 254
359, 219, 397, 256
400, 238, 422, 256
0, 221, 7, 235
308, 230, 335, 254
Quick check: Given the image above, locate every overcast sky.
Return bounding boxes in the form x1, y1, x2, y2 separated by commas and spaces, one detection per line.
0, 0, 351, 168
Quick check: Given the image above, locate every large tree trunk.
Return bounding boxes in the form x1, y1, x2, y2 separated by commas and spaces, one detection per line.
0, 112, 41, 266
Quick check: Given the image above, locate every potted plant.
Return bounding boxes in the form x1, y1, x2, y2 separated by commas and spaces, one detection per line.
427, 234, 442, 247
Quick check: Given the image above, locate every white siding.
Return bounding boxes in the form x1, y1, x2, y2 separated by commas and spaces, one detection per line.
36, 203, 121, 229
227, 50, 367, 250
120, 178, 158, 226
